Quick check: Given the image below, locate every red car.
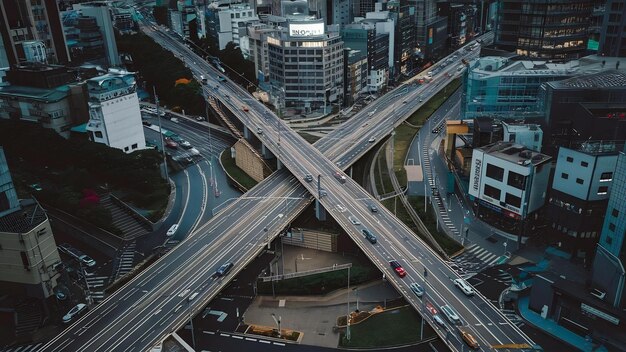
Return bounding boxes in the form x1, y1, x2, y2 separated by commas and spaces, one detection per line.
389, 260, 406, 277
164, 138, 178, 149
425, 301, 438, 315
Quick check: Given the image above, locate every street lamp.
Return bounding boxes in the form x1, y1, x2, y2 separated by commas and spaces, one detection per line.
271, 313, 281, 338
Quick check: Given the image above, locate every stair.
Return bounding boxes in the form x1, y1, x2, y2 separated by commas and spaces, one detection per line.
14, 301, 41, 338
100, 195, 150, 240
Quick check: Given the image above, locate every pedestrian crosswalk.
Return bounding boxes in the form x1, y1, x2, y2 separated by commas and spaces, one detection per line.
452, 244, 502, 273
501, 309, 525, 328
1, 342, 43, 352
113, 242, 137, 281
85, 276, 108, 304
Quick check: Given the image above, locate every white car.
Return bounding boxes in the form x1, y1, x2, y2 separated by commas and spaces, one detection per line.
166, 224, 179, 237
349, 216, 361, 225
79, 255, 96, 267
454, 278, 475, 296
63, 303, 87, 323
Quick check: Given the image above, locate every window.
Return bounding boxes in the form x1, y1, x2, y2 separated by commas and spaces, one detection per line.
605, 236, 612, 245
508, 171, 526, 189
484, 184, 501, 200
566, 156, 573, 162
612, 208, 619, 217
486, 164, 504, 181
124, 146, 129, 152
598, 186, 609, 195
581, 161, 589, 167
132, 143, 138, 149
609, 223, 616, 231
600, 172, 613, 181
576, 178, 584, 185
95, 131, 103, 138
505, 193, 522, 208
561, 173, 569, 179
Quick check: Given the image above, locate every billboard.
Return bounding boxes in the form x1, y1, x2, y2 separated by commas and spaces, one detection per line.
289, 22, 324, 37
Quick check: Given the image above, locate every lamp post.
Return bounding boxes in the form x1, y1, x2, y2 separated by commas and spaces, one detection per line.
346, 266, 351, 341
271, 313, 281, 338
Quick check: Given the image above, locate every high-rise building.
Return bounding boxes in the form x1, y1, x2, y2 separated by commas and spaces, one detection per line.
546, 141, 622, 261
0, 147, 62, 299
493, 0, 595, 60
85, 70, 146, 152
73, 2, 120, 67
592, 146, 626, 310
0, 0, 70, 65
268, 19, 343, 115
206, 3, 258, 50
599, 0, 626, 57
413, 0, 447, 60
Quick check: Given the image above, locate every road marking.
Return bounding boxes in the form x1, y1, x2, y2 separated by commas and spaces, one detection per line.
232, 335, 243, 339
220, 333, 230, 337
203, 331, 215, 335
259, 340, 271, 344
273, 342, 286, 346
245, 337, 257, 342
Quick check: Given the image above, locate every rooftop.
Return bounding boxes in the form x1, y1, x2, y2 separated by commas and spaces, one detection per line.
0, 85, 70, 102
547, 70, 626, 89
479, 141, 551, 166
572, 140, 625, 156
0, 199, 48, 234
469, 55, 626, 78
502, 121, 542, 132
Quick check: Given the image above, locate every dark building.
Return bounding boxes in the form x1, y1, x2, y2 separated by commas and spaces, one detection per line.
538, 69, 626, 157
386, 0, 416, 77
74, 16, 106, 64
599, 0, 626, 57
493, 0, 595, 60
0, 0, 70, 65
414, 0, 447, 61
5, 64, 75, 89
438, 2, 479, 49
472, 117, 502, 148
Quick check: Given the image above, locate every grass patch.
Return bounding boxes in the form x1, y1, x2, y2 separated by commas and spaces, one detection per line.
339, 306, 436, 348
374, 149, 394, 195
408, 196, 464, 254
393, 79, 462, 186
220, 150, 258, 191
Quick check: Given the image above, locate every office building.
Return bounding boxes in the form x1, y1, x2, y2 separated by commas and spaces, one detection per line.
85, 70, 146, 152
267, 19, 344, 115
0, 0, 70, 65
344, 49, 367, 106
413, 0, 447, 61
330, 0, 351, 26
493, 0, 595, 60
0, 147, 61, 299
64, 15, 108, 65
72, 2, 120, 67
386, 0, 416, 76
592, 146, 626, 311
472, 117, 502, 148
502, 122, 542, 152
342, 22, 391, 93
353, 0, 376, 18
546, 141, 622, 261
468, 141, 552, 238
206, 3, 258, 50
538, 67, 626, 157
598, 0, 626, 57
168, 0, 196, 39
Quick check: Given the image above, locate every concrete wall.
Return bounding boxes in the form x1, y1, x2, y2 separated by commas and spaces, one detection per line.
234, 139, 271, 182
283, 228, 337, 252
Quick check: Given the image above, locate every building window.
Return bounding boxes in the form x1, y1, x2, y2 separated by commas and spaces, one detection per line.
606, 236, 612, 245
576, 178, 584, 185
486, 164, 504, 182
132, 143, 138, 149
124, 146, 129, 152
609, 223, 616, 231
598, 186, 609, 195
581, 161, 589, 167
561, 173, 569, 179
95, 131, 103, 138
484, 184, 501, 200
507, 171, 526, 190
566, 156, 573, 162
505, 193, 522, 208
600, 172, 613, 182
612, 208, 619, 217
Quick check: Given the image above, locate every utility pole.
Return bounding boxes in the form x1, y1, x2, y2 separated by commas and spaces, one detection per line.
154, 87, 169, 180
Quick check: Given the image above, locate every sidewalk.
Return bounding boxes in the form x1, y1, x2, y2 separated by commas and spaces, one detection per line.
517, 296, 607, 352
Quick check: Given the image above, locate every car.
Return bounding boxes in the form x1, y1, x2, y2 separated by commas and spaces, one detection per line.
362, 229, 377, 244
349, 216, 361, 225
389, 260, 406, 277
63, 303, 87, 323
319, 189, 328, 197
402, 100, 407, 104
179, 140, 192, 149
215, 262, 234, 277
460, 330, 480, 349
188, 292, 199, 301
257, 128, 263, 134
55, 290, 67, 301
164, 138, 178, 149
410, 282, 424, 297
453, 278, 475, 296
304, 174, 313, 182
433, 314, 446, 328
440, 305, 461, 325
368, 137, 376, 143
425, 301, 438, 315
142, 120, 152, 126
79, 255, 96, 267
58, 243, 73, 255
333, 171, 346, 183
242, 106, 249, 112
369, 204, 378, 213
195, 116, 204, 121
167, 224, 179, 237
218, 76, 226, 82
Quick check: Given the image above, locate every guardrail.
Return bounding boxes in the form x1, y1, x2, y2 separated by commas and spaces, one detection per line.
259, 263, 352, 282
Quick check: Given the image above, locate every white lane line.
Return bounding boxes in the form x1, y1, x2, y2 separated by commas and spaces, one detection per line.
259, 340, 271, 344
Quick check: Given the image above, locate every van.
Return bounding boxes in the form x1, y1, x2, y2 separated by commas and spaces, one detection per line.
440, 305, 461, 325
167, 224, 179, 237
427, 71, 433, 76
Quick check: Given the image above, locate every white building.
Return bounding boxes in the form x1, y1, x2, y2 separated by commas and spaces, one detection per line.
206, 3, 258, 50
502, 122, 543, 152
86, 71, 145, 153
469, 141, 552, 237
73, 2, 121, 66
